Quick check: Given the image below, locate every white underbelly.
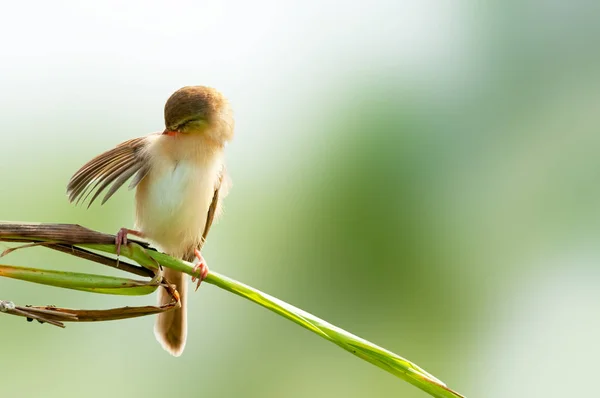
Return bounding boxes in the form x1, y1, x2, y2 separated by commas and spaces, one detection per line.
136, 159, 221, 258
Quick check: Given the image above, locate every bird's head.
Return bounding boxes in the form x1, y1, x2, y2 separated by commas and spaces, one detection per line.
163, 86, 234, 144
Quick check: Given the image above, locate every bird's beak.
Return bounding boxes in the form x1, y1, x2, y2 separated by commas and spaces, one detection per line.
162, 129, 178, 136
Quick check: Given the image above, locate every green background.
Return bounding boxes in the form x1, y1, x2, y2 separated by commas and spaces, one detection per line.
1, 2, 599, 397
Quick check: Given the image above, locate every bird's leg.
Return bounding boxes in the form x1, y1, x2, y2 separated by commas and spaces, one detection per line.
115, 228, 145, 257
191, 248, 209, 291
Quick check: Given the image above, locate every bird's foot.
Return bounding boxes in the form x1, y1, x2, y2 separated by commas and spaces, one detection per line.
115, 228, 145, 257
191, 248, 209, 291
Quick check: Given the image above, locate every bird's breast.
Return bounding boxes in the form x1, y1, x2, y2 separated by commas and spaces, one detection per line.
134, 144, 223, 258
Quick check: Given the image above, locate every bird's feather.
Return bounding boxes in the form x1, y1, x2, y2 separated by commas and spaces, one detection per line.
200, 165, 228, 248
66, 136, 153, 207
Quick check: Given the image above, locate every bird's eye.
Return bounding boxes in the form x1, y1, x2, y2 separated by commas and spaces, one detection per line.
175, 119, 196, 132
177, 119, 208, 134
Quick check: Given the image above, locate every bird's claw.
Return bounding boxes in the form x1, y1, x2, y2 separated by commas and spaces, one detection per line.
191, 248, 209, 291
115, 228, 129, 257
114, 228, 145, 261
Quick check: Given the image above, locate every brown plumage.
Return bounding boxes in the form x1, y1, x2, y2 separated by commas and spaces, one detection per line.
67, 137, 151, 207
66, 86, 234, 356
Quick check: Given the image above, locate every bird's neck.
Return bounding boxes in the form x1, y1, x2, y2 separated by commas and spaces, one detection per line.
152, 133, 224, 165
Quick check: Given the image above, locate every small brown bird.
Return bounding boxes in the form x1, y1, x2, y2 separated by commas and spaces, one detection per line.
66, 86, 234, 356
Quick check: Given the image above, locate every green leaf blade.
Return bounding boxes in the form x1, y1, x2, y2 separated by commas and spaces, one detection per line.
0, 264, 157, 296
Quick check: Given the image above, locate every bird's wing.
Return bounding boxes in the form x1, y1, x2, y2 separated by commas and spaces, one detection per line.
66, 136, 152, 207
199, 165, 231, 249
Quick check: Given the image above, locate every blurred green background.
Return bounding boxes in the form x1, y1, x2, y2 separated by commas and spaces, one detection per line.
1, 1, 599, 397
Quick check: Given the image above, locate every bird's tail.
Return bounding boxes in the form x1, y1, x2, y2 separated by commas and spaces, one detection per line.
155, 266, 187, 356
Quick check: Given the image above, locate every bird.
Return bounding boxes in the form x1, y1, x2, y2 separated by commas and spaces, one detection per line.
66, 85, 234, 356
